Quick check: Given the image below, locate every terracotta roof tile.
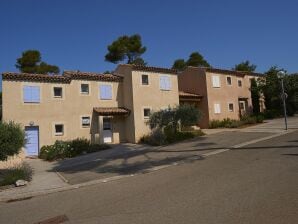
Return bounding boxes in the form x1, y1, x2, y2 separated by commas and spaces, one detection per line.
204, 67, 264, 77
187, 66, 264, 77
2, 71, 123, 83
127, 64, 178, 74
93, 107, 130, 115
2, 72, 70, 83
63, 71, 123, 82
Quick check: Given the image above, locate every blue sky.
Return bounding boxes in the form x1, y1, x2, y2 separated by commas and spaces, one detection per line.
1, 0, 298, 90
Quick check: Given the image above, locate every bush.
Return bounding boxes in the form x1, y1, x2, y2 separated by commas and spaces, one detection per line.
256, 114, 265, 123
263, 109, 280, 119
0, 122, 26, 161
209, 115, 264, 129
240, 115, 257, 124
139, 129, 167, 146
39, 138, 110, 161
139, 129, 205, 146
0, 163, 32, 186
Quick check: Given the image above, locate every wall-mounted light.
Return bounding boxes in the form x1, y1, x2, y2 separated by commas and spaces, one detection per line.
29, 121, 34, 126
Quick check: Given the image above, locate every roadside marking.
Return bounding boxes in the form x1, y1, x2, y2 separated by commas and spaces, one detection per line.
232, 130, 295, 149
202, 149, 230, 157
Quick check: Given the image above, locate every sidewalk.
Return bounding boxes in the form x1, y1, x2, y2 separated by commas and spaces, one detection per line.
0, 159, 68, 201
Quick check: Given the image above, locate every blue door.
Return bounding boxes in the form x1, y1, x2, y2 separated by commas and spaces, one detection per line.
25, 127, 39, 156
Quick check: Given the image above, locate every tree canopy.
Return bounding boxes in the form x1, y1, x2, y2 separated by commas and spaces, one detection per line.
172, 51, 210, 71
148, 104, 202, 132
258, 66, 297, 116
233, 60, 257, 72
105, 34, 147, 65
16, 50, 60, 74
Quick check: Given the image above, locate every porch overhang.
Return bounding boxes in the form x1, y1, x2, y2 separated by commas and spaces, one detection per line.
238, 96, 249, 100
93, 107, 130, 116
179, 91, 203, 102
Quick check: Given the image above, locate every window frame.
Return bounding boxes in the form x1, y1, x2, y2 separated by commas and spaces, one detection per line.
53, 87, 63, 98
212, 75, 221, 88
54, 124, 64, 136
237, 79, 243, 87
160, 75, 171, 91
23, 85, 41, 103
80, 83, 90, 95
81, 116, 91, 128
99, 84, 113, 100
141, 74, 149, 86
226, 76, 232, 86
143, 107, 151, 119
214, 103, 221, 114
228, 103, 234, 112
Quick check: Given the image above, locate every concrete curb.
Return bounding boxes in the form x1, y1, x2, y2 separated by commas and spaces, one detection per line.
0, 130, 295, 203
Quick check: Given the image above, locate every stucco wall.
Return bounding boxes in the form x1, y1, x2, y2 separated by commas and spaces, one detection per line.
131, 70, 179, 142
206, 72, 253, 121
2, 79, 125, 149
178, 67, 210, 128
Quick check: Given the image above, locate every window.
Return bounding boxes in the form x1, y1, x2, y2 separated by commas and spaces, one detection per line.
103, 117, 112, 130
99, 85, 112, 100
228, 103, 234, 112
81, 116, 91, 127
238, 79, 242, 87
23, 86, 40, 103
160, 76, 171, 90
226, 77, 232, 85
239, 101, 245, 110
55, 124, 64, 136
81, 84, 89, 94
214, 103, 221, 114
143, 108, 151, 119
212, 76, 220, 88
141, 74, 149, 85
53, 87, 62, 98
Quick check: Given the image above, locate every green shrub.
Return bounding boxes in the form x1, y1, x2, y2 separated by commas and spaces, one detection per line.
240, 115, 257, 124
0, 121, 26, 161
139, 129, 205, 146
0, 163, 32, 186
69, 138, 90, 156
263, 109, 280, 119
209, 120, 223, 129
39, 138, 110, 161
256, 114, 265, 123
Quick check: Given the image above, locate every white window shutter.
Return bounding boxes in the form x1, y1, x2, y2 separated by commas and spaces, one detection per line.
212, 76, 220, 88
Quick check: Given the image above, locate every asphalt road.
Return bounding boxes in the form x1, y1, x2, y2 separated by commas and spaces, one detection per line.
0, 131, 297, 224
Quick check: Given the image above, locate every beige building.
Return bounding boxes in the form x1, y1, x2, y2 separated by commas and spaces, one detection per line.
2, 65, 179, 156
178, 67, 264, 128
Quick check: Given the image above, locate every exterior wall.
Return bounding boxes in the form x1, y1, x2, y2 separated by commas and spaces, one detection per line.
131, 70, 179, 142
2, 79, 125, 149
178, 67, 258, 128
178, 67, 210, 128
114, 65, 136, 143
206, 72, 253, 121
116, 65, 179, 143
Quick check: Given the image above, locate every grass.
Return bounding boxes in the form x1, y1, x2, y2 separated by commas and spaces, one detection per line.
0, 163, 32, 186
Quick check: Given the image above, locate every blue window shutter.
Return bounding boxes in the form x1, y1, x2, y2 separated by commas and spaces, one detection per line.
106, 85, 112, 99
23, 86, 31, 102
160, 76, 165, 89
166, 77, 171, 90
100, 85, 112, 100
31, 86, 40, 102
